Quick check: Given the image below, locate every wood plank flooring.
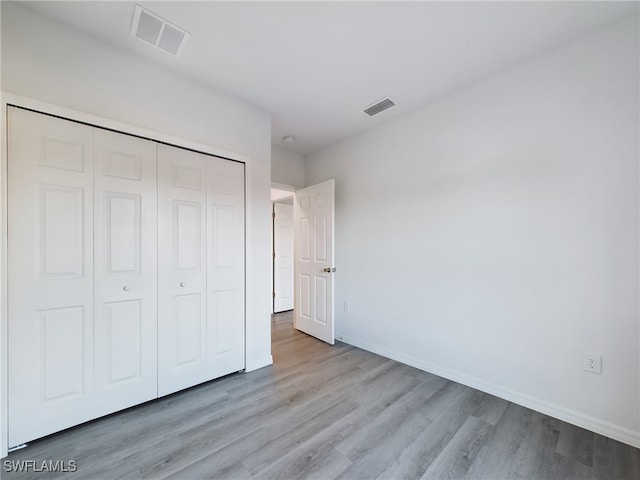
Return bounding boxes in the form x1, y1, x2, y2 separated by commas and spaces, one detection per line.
4, 311, 639, 479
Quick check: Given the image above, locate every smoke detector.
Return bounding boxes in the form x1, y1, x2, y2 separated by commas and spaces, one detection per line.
130, 4, 190, 56
363, 97, 397, 117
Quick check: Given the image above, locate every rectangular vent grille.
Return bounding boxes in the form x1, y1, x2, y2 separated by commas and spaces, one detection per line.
363, 98, 396, 117
130, 5, 190, 56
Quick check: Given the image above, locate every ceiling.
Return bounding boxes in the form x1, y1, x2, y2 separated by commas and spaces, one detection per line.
19, 1, 640, 156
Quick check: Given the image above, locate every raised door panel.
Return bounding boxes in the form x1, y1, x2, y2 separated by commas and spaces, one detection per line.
296, 193, 314, 328
93, 130, 158, 416
8, 107, 95, 446
157, 144, 208, 396
40, 306, 87, 401
206, 159, 245, 378
175, 294, 204, 365
174, 200, 203, 271
103, 300, 143, 383
39, 186, 85, 277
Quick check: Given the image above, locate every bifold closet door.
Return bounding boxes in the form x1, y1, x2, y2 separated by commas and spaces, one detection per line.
206, 157, 245, 379
8, 107, 246, 445
157, 145, 245, 396
157, 144, 209, 396
93, 130, 158, 417
8, 107, 95, 446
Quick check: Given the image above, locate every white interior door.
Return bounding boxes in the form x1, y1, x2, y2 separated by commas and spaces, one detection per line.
294, 179, 335, 344
8, 107, 95, 446
206, 158, 245, 378
93, 130, 158, 416
157, 144, 208, 396
273, 202, 294, 313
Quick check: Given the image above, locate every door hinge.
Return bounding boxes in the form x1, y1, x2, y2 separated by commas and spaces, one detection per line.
273, 291, 276, 299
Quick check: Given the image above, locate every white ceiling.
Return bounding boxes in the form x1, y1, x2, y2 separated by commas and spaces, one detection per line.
19, 1, 640, 155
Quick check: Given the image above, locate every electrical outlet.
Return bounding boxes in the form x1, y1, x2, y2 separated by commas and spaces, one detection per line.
584, 354, 602, 374
344, 301, 351, 313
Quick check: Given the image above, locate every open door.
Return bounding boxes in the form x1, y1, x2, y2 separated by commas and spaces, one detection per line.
294, 179, 335, 344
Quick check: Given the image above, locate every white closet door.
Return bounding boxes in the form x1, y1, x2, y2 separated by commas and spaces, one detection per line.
206, 158, 245, 378
93, 130, 158, 416
157, 144, 208, 396
8, 107, 95, 446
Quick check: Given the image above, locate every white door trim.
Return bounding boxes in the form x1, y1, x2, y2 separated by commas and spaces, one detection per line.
0, 92, 253, 458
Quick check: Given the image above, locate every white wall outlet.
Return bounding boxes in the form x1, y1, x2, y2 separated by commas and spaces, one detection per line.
584, 354, 602, 374
344, 301, 351, 313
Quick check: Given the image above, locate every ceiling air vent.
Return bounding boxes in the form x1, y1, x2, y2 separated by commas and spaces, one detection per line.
130, 4, 190, 56
363, 97, 396, 117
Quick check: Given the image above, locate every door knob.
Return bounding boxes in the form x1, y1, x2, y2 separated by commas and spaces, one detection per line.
180, 282, 186, 287
323, 267, 336, 273
122, 285, 131, 292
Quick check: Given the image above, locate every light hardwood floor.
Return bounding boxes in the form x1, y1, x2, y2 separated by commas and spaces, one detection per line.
4, 311, 639, 479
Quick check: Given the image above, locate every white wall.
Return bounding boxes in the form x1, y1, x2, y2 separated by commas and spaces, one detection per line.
1, 2, 273, 456
306, 17, 640, 447
271, 145, 305, 188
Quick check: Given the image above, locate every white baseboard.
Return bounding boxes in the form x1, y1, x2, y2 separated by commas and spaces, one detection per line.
338, 333, 640, 449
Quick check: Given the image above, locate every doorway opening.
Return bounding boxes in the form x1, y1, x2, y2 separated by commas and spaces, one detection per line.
271, 185, 295, 314
270, 180, 336, 345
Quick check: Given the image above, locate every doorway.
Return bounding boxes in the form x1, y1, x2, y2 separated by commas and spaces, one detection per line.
270, 180, 336, 344
271, 185, 295, 313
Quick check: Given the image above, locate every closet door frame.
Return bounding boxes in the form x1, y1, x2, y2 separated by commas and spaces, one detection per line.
0, 94, 251, 458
